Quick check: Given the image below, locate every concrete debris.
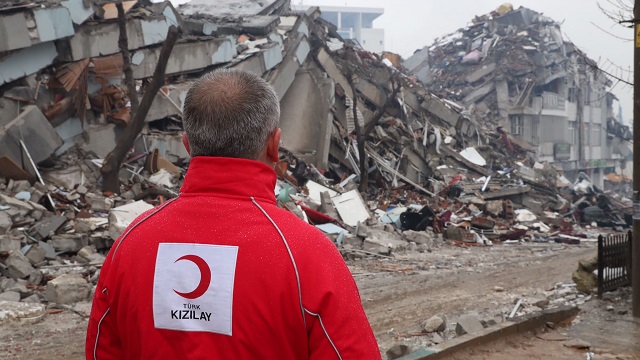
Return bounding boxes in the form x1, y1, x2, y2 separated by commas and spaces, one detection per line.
421, 315, 446, 333
108, 200, 154, 240
45, 274, 90, 304
0, 0, 631, 311
386, 344, 412, 360
0, 292, 21, 302
572, 257, 598, 294
0, 301, 46, 324
5, 251, 35, 279
455, 314, 484, 335
563, 339, 591, 349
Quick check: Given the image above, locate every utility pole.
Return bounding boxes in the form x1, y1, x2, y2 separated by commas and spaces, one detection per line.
633, 0, 640, 318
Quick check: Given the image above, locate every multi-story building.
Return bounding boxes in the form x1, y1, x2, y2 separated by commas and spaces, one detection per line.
293, 4, 385, 53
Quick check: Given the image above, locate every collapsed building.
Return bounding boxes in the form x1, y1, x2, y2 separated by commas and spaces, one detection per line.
0, 1, 632, 307
405, 4, 631, 191
406, 4, 632, 189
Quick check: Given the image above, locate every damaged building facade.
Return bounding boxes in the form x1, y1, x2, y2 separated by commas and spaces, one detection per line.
407, 5, 632, 188
292, 4, 385, 53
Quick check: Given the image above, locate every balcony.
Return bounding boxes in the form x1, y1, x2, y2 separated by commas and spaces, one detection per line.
542, 91, 565, 110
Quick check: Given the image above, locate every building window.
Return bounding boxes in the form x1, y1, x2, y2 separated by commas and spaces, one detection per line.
568, 121, 576, 144
583, 124, 590, 145
567, 88, 577, 103
592, 125, 601, 146
531, 118, 539, 144
510, 115, 524, 137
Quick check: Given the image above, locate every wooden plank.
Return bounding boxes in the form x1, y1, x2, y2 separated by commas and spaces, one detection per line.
0, 156, 32, 181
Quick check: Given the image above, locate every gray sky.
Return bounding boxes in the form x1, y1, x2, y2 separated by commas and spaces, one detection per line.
168, 0, 634, 123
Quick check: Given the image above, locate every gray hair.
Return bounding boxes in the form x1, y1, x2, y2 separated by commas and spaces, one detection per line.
182, 69, 280, 159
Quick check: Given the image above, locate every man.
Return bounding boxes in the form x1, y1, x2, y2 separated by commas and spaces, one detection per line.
86, 69, 381, 359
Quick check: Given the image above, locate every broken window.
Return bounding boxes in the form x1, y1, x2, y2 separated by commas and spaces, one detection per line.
510, 115, 524, 136
542, 78, 563, 94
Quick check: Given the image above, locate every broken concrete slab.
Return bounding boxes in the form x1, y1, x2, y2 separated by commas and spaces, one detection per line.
0, 42, 58, 86
455, 314, 484, 335
363, 229, 407, 254
49, 234, 89, 253
30, 216, 67, 240
402, 230, 433, 246
465, 63, 497, 83
0, 300, 45, 324
68, 14, 176, 61
463, 82, 495, 104
145, 85, 188, 122
45, 274, 90, 304
0, 292, 20, 302
61, 0, 95, 25
0, 212, 11, 235
0, 106, 63, 166
0, 194, 46, 212
179, 0, 288, 18
0, 237, 21, 256
5, 251, 35, 279
108, 200, 154, 240
267, 35, 309, 100
331, 190, 370, 227
280, 62, 334, 168
54, 117, 84, 156
81, 124, 120, 159
131, 37, 237, 79
23, 245, 46, 265
319, 191, 339, 220
84, 193, 113, 213
483, 186, 531, 200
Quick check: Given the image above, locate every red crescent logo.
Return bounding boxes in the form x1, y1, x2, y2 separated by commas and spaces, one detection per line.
173, 255, 211, 299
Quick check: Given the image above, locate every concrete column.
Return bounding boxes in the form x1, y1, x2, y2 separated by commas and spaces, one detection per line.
355, 12, 362, 44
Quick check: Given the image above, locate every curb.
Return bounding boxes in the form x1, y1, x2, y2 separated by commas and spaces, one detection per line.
396, 306, 580, 360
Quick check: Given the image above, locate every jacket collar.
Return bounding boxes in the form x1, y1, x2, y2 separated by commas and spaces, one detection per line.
180, 156, 277, 204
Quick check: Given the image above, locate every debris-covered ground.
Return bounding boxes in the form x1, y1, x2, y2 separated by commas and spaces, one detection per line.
0, 1, 636, 359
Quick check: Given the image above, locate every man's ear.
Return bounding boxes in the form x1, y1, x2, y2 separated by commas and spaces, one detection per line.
266, 128, 281, 163
182, 132, 191, 155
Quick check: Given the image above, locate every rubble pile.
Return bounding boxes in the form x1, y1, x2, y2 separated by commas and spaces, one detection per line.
0, 0, 631, 308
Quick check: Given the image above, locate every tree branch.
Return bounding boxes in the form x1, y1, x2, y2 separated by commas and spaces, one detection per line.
116, 1, 138, 114
101, 26, 179, 194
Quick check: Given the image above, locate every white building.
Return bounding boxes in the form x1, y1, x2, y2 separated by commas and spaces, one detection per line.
293, 5, 385, 53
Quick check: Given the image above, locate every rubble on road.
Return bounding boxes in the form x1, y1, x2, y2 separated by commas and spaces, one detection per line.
0, 0, 630, 310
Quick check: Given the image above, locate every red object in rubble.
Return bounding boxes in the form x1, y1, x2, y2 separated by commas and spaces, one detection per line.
299, 204, 336, 225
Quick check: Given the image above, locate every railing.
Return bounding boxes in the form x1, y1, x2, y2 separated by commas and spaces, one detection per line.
542, 91, 566, 110
597, 231, 632, 297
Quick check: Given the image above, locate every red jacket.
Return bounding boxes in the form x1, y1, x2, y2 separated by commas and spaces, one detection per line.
86, 157, 380, 359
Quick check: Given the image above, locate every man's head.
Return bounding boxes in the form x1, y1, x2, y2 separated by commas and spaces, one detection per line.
182, 69, 281, 165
